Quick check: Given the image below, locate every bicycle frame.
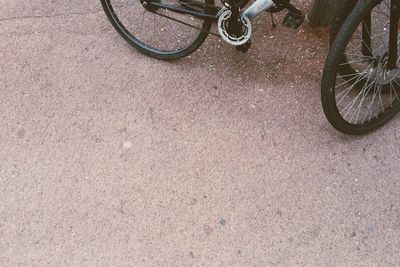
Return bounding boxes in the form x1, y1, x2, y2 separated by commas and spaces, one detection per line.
145, 0, 280, 21
359, 0, 399, 69
388, 0, 400, 69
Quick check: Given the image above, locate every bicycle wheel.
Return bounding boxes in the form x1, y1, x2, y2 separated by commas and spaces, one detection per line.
330, 0, 370, 84
322, 0, 400, 134
330, 0, 358, 42
100, 0, 213, 60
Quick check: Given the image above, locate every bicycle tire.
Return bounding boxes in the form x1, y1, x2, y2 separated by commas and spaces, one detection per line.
100, 0, 213, 60
322, 0, 400, 134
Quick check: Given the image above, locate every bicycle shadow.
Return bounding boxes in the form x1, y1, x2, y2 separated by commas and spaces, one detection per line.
157, 14, 400, 140
173, 13, 330, 87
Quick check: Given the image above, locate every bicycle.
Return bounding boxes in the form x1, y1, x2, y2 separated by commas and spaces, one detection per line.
101, 0, 400, 135
322, 0, 400, 134
100, 0, 305, 59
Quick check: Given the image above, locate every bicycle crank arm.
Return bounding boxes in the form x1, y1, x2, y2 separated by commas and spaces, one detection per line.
144, 1, 218, 20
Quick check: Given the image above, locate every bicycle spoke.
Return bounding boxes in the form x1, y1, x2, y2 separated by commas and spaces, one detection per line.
103, 0, 214, 58
333, 0, 400, 126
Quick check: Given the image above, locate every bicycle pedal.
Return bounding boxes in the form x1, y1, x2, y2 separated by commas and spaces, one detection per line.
236, 40, 252, 54
283, 11, 304, 29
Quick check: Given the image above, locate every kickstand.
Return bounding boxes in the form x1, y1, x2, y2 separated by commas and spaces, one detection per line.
270, 13, 277, 29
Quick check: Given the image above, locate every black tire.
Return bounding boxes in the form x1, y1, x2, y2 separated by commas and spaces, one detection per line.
100, 0, 213, 60
308, 0, 339, 27
322, 0, 400, 134
330, 0, 363, 81
329, 0, 358, 43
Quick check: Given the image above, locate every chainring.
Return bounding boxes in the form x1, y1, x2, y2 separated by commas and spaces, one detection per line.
217, 8, 252, 46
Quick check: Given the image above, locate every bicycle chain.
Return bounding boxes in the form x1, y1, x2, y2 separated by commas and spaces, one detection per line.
152, 1, 223, 38
153, 1, 281, 39
154, 10, 221, 37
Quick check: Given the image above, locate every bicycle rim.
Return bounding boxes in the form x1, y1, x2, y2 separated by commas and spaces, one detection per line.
102, 0, 212, 59
323, 0, 400, 134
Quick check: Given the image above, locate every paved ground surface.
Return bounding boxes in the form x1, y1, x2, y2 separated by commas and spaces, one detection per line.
1, 0, 400, 266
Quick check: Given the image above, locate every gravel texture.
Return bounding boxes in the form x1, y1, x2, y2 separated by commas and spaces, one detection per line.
0, 0, 399, 266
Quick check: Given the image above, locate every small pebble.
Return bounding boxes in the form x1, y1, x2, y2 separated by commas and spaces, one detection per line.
219, 218, 227, 226
123, 141, 132, 149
